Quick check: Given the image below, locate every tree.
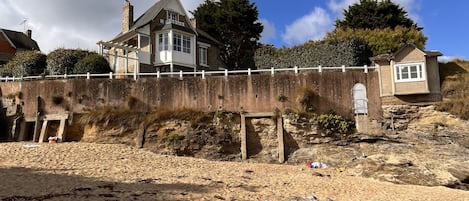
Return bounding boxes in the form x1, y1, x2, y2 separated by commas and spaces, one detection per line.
193, 0, 263, 70
325, 26, 427, 56
73, 53, 112, 74
336, 0, 417, 29
2, 51, 46, 77
47, 48, 90, 75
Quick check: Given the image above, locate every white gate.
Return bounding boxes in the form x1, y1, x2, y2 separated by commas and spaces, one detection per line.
352, 83, 368, 114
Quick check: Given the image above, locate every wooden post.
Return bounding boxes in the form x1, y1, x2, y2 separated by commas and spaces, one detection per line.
277, 115, 285, 163
32, 96, 41, 142
38, 120, 48, 143
57, 118, 67, 142
240, 114, 247, 160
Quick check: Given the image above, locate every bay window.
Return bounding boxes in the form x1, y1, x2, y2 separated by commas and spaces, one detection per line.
394, 62, 425, 82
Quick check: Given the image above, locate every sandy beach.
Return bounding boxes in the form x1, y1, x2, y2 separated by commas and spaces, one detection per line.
0, 142, 468, 201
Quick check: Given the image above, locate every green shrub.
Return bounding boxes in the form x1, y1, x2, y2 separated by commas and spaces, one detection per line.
73, 53, 112, 74
163, 132, 185, 145
317, 112, 355, 135
325, 26, 427, 56
47, 48, 90, 75
2, 51, 46, 77
277, 94, 288, 102
255, 39, 372, 69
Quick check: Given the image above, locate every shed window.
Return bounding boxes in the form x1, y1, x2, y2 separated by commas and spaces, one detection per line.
394, 62, 425, 82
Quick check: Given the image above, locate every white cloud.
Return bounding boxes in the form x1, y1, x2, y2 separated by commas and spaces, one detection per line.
282, 7, 333, 45
259, 19, 276, 44
438, 56, 462, 63
328, 0, 357, 14
0, 0, 206, 53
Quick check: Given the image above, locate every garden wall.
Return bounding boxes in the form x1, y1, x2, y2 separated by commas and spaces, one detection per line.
0, 71, 382, 121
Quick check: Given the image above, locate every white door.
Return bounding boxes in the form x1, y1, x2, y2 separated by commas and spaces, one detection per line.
353, 83, 368, 114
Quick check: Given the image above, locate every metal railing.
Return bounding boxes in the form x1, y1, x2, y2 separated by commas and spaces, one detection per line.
0, 65, 376, 82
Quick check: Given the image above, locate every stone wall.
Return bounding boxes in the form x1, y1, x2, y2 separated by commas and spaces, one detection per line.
0, 71, 382, 122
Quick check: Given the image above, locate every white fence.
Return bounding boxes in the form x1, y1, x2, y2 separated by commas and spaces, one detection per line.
0, 65, 376, 82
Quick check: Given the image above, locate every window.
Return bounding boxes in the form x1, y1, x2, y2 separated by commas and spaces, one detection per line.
182, 35, 191, 53
173, 34, 182, 52
394, 63, 425, 82
199, 47, 208, 66
167, 11, 179, 22
158, 33, 169, 51
173, 33, 191, 54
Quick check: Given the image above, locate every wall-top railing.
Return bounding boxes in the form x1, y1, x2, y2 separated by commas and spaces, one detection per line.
0, 65, 376, 82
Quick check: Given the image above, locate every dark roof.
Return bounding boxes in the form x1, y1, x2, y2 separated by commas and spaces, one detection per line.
131, 0, 167, 31
1, 29, 40, 51
371, 43, 442, 62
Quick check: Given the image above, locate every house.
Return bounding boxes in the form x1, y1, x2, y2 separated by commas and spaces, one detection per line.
371, 43, 443, 104
0, 29, 40, 65
99, 0, 223, 75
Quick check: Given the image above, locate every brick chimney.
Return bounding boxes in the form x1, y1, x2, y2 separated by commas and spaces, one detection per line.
122, 0, 134, 33
25, 29, 32, 38
190, 18, 197, 28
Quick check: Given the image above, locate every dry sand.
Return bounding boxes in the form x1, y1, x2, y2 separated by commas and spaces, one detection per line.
0, 142, 468, 201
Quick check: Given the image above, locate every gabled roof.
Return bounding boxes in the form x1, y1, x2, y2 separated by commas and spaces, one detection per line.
132, 0, 196, 32
0, 28, 40, 51
371, 43, 442, 62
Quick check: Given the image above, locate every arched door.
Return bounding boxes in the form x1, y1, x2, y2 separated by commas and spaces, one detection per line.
352, 83, 368, 114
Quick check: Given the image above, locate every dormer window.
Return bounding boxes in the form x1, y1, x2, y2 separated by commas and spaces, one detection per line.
166, 10, 184, 26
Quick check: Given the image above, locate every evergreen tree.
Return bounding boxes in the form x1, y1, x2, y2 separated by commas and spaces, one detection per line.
336, 0, 417, 29
193, 0, 263, 70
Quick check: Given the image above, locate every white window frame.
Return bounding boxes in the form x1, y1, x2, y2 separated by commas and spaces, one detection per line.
394, 62, 426, 83
173, 33, 182, 52
199, 47, 208, 66
182, 35, 191, 54
158, 32, 169, 51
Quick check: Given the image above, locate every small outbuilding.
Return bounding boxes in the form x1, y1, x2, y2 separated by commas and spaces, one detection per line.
371, 43, 442, 104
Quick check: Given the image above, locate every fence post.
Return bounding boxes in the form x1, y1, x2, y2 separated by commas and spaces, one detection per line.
86, 72, 90, 79
225, 69, 228, 77
109, 72, 113, 79
318, 65, 322, 73
64, 74, 67, 79
364, 65, 368, 73
202, 70, 205, 79
248, 68, 251, 76
133, 70, 137, 80
12, 76, 15, 82
342, 65, 346, 72
179, 70, 183, 80
294, 66, 299, 74
271, 67, 275, 76
157, 71, 160, 79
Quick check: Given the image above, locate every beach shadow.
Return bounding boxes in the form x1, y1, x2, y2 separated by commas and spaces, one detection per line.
0, 167, 213, 201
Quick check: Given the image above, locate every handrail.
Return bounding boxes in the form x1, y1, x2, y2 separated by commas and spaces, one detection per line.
0, 65, 376, 82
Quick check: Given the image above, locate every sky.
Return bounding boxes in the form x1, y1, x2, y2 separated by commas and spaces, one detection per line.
0, 0, 467, 61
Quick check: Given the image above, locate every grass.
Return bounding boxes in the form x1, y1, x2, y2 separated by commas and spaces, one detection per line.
437, 59, 469, 119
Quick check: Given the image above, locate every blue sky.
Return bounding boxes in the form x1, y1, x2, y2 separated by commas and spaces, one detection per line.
251, 0, 469, 61
1, 0, 467, 61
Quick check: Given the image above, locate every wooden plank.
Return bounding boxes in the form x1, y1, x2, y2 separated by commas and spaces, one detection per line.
277, 116, 285, 163
243, 112, 274, 118
56, 119, 66, 142
38, 120, 48, 143
240, 114, 247, 161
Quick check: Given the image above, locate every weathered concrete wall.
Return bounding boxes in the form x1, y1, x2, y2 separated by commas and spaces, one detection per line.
0, 71, 382, 121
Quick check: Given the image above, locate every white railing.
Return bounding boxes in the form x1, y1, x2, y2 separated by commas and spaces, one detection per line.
0, 65, 376, 82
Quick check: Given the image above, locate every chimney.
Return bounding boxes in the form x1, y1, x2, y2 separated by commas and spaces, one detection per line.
25, 29, 32, 38
190, 18, 197, 28
122, 0, 134, 33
